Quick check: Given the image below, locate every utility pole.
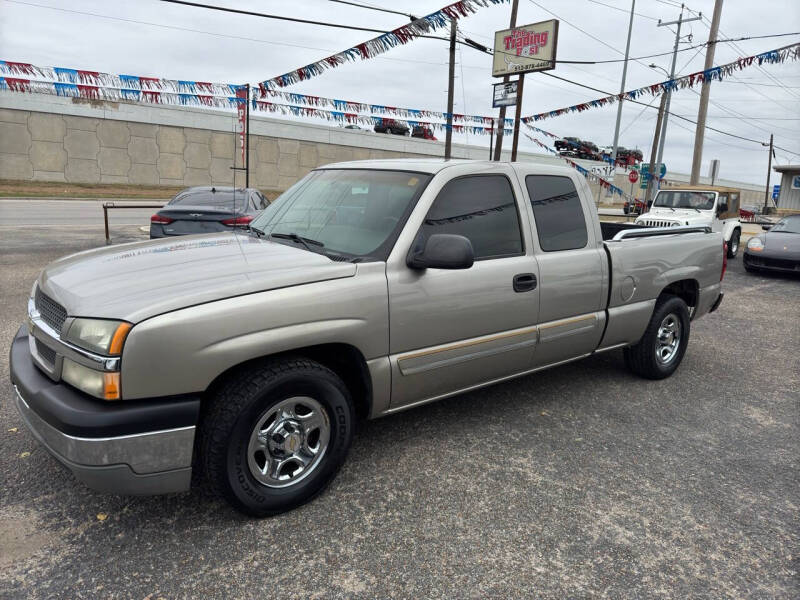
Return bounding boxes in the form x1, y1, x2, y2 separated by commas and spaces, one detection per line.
444, 19, 456, 160
645, 93, 668, 204
763, 133, 774, 212
489, 121, 494, 159
690, 0, 723, 184
245, 83, 250, 188
609, 0, 636, 169
655, 5, 701, 169
492, 0, 519, 161
510, 74, 524, 161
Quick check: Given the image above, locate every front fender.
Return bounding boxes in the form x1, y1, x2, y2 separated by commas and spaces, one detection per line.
120, 263, 389, 400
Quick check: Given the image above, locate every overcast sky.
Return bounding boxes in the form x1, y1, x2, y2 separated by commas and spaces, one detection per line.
1, 0, 798, 186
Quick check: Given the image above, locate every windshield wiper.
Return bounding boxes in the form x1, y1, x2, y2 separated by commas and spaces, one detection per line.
269, 232, 325, 252
249, 225, 265, 238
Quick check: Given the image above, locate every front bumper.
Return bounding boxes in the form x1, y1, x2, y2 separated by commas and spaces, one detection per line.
9, 325, 200, 495
743, 250, 800, 273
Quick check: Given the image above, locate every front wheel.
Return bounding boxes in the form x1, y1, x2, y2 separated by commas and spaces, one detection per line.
727, 229, 740, 258
200, 358, 355, 517
624, 295, 690, 380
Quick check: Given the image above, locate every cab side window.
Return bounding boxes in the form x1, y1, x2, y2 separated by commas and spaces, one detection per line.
526, 175, 588, 252
418, 175, 523, 260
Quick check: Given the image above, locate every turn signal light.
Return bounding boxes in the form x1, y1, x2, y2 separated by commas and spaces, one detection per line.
151, 214, 173, 224
221, 215, 254, 226
103, 372, 121, 401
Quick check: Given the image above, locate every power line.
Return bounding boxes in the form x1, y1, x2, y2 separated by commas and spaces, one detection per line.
1, 0, 458, 69
157, 0, 446, 38
538, 71, 772, 145
585, 0, 659, 21
328, 0, 416, 19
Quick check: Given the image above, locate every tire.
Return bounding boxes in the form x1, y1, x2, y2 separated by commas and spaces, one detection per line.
200, 357, 355, 517
624, 295, 690, 380
623, 204, 630, 215
727, 229, 740, 259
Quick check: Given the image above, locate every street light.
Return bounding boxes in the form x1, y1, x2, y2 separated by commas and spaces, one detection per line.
649, 63, 669, 77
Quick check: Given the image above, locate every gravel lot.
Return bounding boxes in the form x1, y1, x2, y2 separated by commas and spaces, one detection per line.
1, 224, 797, 599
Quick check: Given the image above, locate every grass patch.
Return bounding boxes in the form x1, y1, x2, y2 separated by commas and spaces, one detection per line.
0, 180, 283, 200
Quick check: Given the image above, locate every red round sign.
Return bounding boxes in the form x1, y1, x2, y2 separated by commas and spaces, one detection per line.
628, 170, 639, 183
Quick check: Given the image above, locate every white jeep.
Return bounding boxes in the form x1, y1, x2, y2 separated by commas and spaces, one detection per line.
635, 185, 742, 258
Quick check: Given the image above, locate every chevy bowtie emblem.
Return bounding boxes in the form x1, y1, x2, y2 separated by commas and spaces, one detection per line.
189, 213, 203, 217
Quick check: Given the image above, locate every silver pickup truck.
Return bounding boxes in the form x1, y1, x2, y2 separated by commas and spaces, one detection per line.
10, 159, 726, 516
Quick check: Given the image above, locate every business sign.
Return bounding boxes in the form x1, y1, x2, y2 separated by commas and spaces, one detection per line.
492, 81, 518, 107
773, 184, 781, 199
792, 176, 800, 189
493, 19, 559, 77
235, 87, 248, 167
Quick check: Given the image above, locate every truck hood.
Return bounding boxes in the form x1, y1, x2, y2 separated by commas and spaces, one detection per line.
38, 232, 357, 323
636, 207, 713, 226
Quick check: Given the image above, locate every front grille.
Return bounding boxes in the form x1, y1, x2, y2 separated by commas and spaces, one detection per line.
35, 287, 68, 333
638, 219, 680, 228
35, 338, 57, 366
747, 256, 799, 270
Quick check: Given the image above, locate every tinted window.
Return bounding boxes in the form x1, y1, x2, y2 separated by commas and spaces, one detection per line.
418, 175, 523, 260
526, 175, 588, 252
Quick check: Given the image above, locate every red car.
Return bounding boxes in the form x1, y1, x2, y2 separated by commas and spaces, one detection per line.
412, 126, 437, 141
623, 198, 652, 215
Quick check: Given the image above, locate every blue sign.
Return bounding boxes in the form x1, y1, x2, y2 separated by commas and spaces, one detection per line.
772, 184, 781, 200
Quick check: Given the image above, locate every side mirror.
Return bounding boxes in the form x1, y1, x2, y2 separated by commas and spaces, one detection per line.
407, 234, 474, 270
762, 224, 772, 231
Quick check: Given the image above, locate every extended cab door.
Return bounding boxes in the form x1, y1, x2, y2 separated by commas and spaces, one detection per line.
386, 169, 540, 410
522, 173, 607, 366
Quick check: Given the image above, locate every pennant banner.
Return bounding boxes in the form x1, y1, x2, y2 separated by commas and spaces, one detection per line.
261, 88, 513, 127
0, 60, 241, 96
521, 42, 800, 123
0, 71, 510, 136
259, 0, 508, 91
253, 100, 512, 136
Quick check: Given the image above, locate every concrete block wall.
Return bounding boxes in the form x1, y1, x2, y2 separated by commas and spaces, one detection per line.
0, 92, 765, 203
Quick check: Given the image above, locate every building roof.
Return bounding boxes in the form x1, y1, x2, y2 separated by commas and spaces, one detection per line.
773, 165, 800, 173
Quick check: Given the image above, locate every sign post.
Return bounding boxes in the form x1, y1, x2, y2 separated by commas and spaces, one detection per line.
492, 18, 559, 161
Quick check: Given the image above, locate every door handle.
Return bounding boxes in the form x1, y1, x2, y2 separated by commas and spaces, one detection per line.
513, 273, 537, 292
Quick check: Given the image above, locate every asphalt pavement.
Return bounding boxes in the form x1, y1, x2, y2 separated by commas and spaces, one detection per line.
0, 199, 160, 227
0, 220, 798, 598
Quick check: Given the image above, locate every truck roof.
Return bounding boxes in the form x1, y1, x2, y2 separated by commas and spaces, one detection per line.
660, 184, 742, 193
317, 158, 577, 177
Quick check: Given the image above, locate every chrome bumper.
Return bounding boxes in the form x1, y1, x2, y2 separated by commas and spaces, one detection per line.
13, 385, 194, 495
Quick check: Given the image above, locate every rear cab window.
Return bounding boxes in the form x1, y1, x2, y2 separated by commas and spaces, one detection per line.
418, 174, 524, 260
526, 175, 588, 252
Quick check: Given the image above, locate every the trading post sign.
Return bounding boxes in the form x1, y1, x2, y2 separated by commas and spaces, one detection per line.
492, 19, 559, 77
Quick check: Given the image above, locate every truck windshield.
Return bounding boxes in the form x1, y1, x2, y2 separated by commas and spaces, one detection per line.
653, 191, 716, 210
250, 169, 431, 260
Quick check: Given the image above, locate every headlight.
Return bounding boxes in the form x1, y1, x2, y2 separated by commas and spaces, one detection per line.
63, 318, 132, 356
747, 237, 764, 251
62, 358, 121, 400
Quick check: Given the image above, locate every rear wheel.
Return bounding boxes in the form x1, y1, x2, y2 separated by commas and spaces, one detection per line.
200, 357, 355, 517
624, 295, 690, 380
727, 229, 740, 258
